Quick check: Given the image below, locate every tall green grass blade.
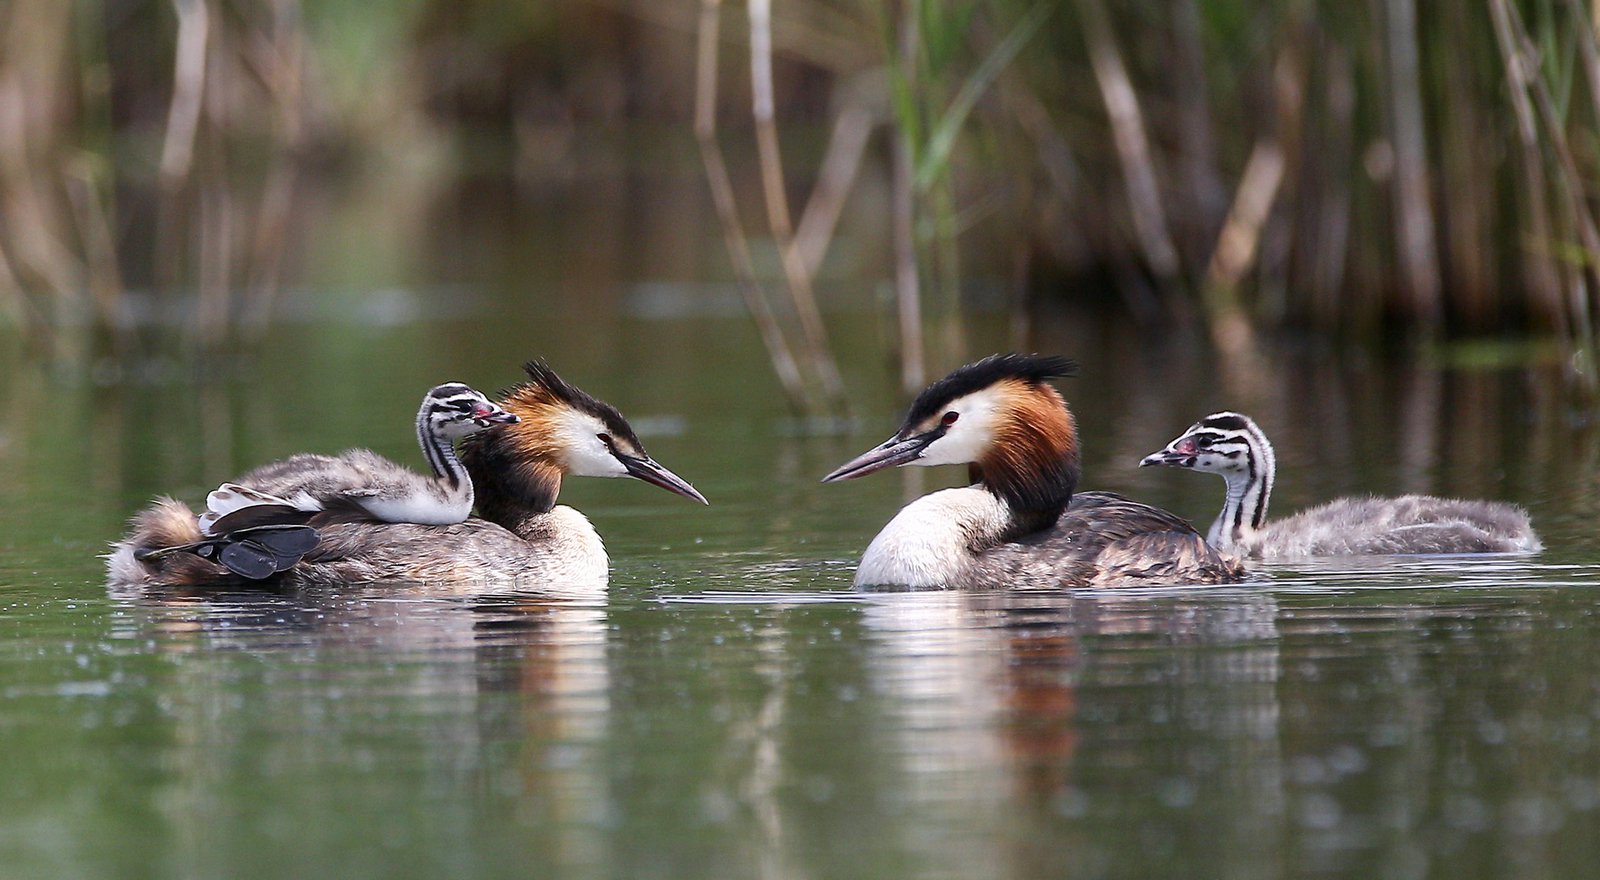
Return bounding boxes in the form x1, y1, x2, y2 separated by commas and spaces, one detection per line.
914, 2, 1052, 192
923, 0, 980, 74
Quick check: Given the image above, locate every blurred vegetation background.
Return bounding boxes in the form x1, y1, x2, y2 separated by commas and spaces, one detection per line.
3, 0, 1600, 406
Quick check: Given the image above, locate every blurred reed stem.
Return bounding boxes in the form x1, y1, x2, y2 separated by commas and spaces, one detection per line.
1492, 0, 1600, 386
1386, 0, 1443, 328
748, 0, 849, 415
693, 0, 814, 415
1, 0, 1600, 389
890, 0, 925, 394
1076, 0, 1183, 306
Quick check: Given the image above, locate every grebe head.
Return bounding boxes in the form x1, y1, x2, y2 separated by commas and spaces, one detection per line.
424, 383, 520, 439
822, 353, 1080, 489
1138, 412, 1259, 477
470, 361, 707, 503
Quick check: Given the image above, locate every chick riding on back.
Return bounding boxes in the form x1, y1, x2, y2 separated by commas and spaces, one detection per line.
108, 363, 707, 589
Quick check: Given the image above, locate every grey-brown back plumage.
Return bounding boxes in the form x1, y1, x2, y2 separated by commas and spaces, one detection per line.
1249, 494, 1540, 557
972, 492, 1244, 589
235, 450, 423, 502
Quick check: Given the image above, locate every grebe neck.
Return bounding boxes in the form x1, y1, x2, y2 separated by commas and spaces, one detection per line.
1210, 435, 1273, 548
460, 430, 566, 539
968, 413, 1080, 542
418, 408, 466, 490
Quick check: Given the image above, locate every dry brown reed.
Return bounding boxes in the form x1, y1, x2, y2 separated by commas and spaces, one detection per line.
4, 1, 1600, 395
693, 0, 813, 414
0, 0, 316, 360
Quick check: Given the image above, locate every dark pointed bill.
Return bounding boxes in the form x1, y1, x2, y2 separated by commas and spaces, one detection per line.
621, 456, 709, 504
821, 433, 934, 483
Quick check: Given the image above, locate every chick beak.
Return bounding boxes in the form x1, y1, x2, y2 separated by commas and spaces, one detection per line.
479, 410, 520, 428
1138, 445, 1194, 468
621, 455, 708, 504
820, 432, 935, 483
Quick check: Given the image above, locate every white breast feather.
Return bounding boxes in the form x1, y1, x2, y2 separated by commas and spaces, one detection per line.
532, 506, 610, 585
854, 487, 1009, 588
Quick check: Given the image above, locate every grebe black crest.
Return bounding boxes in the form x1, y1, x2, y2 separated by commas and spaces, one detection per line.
108, 363, 706, 590
823, 354, 1243, 589
459, 361, 706, 526
1139, 411, 1542, 558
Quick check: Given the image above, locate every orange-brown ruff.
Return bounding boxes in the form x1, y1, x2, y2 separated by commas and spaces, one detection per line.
822, 354, 1243, 589
970, 378, 1079, 538
107, 362, 706, 591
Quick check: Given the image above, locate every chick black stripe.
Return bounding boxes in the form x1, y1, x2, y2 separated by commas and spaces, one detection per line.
1245, 432, 1268, 529
430, 384, 473, 399
1202, 414, 1249, 431
1233, 460, 1248, 537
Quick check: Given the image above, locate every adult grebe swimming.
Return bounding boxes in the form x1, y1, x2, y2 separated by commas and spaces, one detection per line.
108, 363, 707, 589
1139, 411, 1541, 558
822, 354, 1243, 589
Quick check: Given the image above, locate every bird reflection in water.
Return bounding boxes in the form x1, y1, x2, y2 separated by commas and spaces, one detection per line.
106, 580, 612, 874
858, 588, 1283, 874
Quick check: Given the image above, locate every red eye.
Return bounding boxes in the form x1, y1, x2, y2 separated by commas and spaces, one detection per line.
941, 411, 959, 426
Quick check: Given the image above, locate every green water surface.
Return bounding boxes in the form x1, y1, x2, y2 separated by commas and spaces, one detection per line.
2, 291, 1599, 880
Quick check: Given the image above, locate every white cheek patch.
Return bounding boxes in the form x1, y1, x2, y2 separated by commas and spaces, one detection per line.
914, 388, 1003, 467
435, 415, 477, 439
1207, 446, 1251, 475
559, 411, 629, 477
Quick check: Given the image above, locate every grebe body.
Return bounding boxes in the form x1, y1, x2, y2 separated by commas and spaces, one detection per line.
108, 363, 706, 590
824, 354, 1243, 589
853, 486, 1236, 590
1138, 412, 1541, 559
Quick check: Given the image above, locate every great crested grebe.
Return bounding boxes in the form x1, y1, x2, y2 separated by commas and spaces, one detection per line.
822, 354, 1244, 589
108, 362, 707, 589
1138, 411, 1542, 558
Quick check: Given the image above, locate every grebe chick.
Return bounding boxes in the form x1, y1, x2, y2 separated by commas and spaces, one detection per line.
128, 383, 519, 579
212, 382, 520, 526
822, 354, 1243, 589
108, 363, 707, 589
1138, 411, 1542, 558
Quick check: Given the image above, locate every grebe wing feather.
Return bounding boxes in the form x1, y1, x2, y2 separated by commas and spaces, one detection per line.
1061, 491, 1203, 539
970, 492, 1242, 589
217, 541, 279, 580
199, 483, 320, 536
1060, 492, 1243, 586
